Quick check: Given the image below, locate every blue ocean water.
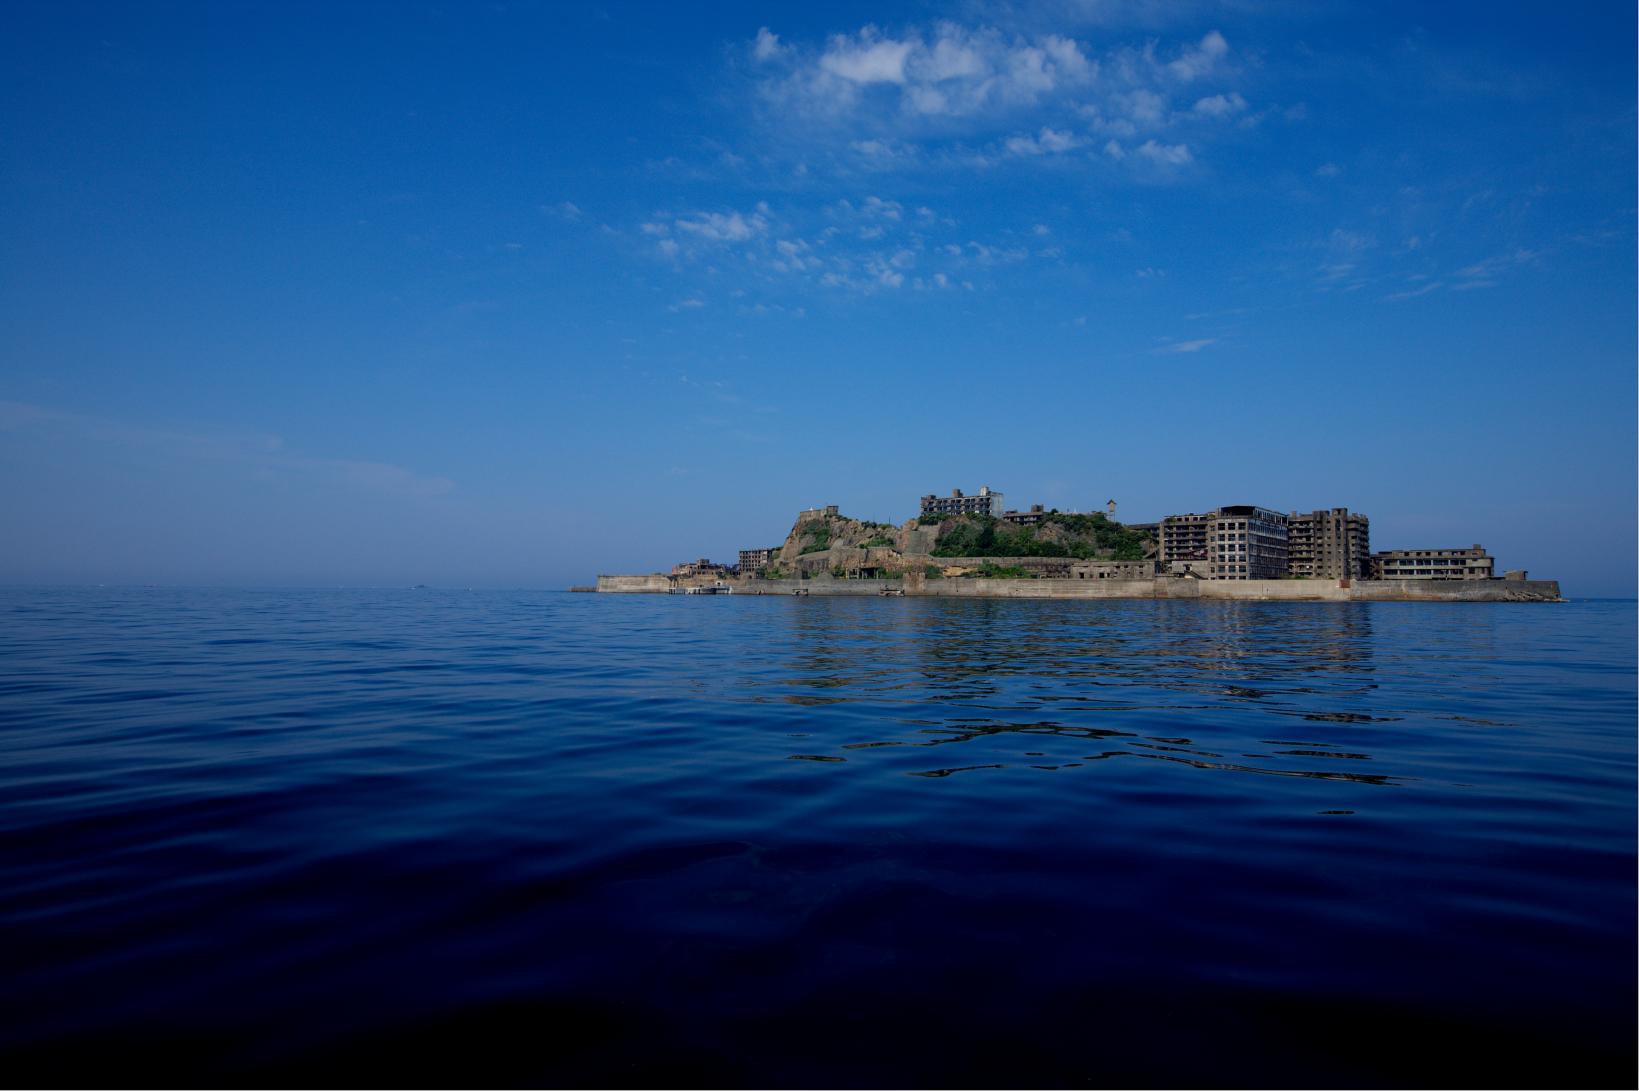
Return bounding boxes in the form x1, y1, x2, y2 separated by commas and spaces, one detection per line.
0, 588, 1633, 1085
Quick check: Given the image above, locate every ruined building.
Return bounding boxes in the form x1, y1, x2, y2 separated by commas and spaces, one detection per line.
1287, 508, 1371, 580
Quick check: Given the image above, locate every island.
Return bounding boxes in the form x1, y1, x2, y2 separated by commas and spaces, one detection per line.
594, 488, 1563, 602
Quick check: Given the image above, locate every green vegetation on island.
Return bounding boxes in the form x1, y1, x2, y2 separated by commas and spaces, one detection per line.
929, 512, 1146, 561
753, 504, 1156, 580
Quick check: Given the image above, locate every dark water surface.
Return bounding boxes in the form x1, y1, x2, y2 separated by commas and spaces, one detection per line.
1, 589, 1633, 1086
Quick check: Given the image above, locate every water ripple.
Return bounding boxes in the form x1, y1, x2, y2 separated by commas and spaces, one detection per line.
0, 588, 1632, 1083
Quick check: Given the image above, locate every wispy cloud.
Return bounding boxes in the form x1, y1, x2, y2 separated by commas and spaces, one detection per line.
1382, 281, 1443, 302
0, 401, 455, 498
1153, 338, 1216, 354
631, 197, 1026, 297
1456, 248, 1537, 282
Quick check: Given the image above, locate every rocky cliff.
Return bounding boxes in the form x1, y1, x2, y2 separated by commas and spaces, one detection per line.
762, 507, 1153, 579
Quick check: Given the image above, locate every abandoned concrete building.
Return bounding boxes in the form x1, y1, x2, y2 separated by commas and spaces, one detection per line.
1160, 505, 1290, 580
1158, 512, 1212, 572
737, 547, 781, 573
920, 486, 1005, 518
670, 558, 732, 579
999, 504, 1047, 526
1371, 546, 1495, 580
1288, 508, 1371, 580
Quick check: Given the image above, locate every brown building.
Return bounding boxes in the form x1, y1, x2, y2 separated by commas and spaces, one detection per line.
920, 485, 1005, 518
1158, 512, 1212, 571
738, 547, 781, 574
1288, 508, 1371, 580
1371, 546, 1495, 580
1160, 506, 1289, 580
738, 547, 780, 570
671, 558, 732, 579
999, 504, 1046, 526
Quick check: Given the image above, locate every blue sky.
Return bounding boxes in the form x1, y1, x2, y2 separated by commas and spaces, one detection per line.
1, 1, 1634, 593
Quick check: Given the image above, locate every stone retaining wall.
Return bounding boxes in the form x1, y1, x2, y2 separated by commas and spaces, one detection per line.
598, 574, 1562, 602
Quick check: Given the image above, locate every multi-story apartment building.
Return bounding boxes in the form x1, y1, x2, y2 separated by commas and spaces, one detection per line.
1210, 505, 1288, 579
1371, 546, 1495, 580
1159, 512, 1212, 573
1160, 506, 1289, 580
920, 485, 1005, 518
1287, 508, 1371, 580
738, 547, 781, 573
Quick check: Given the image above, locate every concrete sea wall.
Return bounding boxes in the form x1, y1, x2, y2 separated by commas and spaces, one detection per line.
597, 573, 1563, 602
595, 574, 673, 593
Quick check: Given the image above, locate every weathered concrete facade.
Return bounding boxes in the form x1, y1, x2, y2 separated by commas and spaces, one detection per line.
1161, 505, 1289, 579
1070, 559, 1160, 580
1371, 545, 1494, 580
596, 574, 673, 593
920, 485, 1004, 518
737, 546, 780, 573
1288, 508, 1371, 580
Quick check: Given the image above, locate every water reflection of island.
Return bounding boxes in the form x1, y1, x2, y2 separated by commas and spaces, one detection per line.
750, 598, 1413, 785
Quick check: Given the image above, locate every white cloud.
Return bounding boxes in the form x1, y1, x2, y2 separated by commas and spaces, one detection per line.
820, 30, 913, 84
1457, 248, 1537, 280
862, 195, 902, 219
674, 207, 770, 242
1117, 89, 1169, 127
1004, 126, 1080, 156
1382, 282, 1443, 302
1153, 338, 1216, 354
1192, 91, 1247, 118
753, 27, 783, 63
850, 138, 917, 163
1314, 162, 1341, 177
1166, 30, 1228, 82
1135, 139, 1192, 165
747, 20, 1252, 180
760, 22, 1099, 123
